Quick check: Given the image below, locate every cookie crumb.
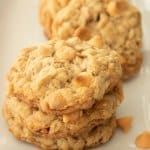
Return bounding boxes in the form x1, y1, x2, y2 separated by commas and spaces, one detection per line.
135, 131, 150, 149
117, 116, 132, 133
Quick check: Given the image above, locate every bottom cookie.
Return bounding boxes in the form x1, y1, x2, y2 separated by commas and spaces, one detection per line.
3, 105, 116, 150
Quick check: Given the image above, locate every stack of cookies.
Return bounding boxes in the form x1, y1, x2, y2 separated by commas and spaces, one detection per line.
3, 38, 123, 150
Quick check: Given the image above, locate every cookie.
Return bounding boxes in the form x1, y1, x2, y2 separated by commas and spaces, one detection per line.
5, 84, 122, 138
8, 37, 122, 114
3, 105, 116, 150
40, 0, 142, 79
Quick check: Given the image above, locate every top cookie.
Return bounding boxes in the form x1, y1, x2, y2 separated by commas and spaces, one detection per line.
40, 0, 142, 79
8, 37, 122, 114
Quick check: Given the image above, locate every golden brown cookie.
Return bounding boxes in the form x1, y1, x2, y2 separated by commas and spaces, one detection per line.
5, 84, 122, 138
3, 104, 116, 150
39, 0, 143, 79
8, 37, 122, 114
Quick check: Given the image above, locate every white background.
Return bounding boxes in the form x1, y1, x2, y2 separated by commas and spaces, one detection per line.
0, 0, 150, 149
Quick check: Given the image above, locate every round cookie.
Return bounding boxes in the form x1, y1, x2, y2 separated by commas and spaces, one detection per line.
3, 105, 116, 150
40, 0, 142, 79
8, 37, 122, 114
5, 84, 123, 138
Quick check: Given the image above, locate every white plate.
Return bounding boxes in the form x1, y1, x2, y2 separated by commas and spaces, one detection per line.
0, 0, 150, 149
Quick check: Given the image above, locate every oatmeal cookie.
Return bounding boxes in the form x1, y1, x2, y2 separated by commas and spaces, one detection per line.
42, 0, 142, 79
3, 105, 116, 150
8, 37, 122, 114
5, 84, 122, 138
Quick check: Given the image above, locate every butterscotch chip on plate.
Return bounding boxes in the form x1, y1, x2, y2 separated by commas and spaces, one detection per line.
3, 104, 116, 150
135, 131, 150, 149
4, 83, 123, 138
117, 116, 133, 133
40, 0, 143, 79
8, 37, 122, 114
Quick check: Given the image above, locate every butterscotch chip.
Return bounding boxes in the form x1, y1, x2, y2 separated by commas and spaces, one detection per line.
73, 27, 91, 40
135, 131, 150, 149
107, 1, 127, 16
72, 72, 93, 87
117, 116, 132, 133
39, 0, 143, 80
3, 104, 117, 150
7, 37, 122, 114
4, 84, 123, 138
88, 35, 104, 48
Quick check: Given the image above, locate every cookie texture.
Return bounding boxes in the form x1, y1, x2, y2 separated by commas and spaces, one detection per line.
5, 84, 122, 138
40, 0, 143, 79
39, 0, 70, 37
3, 104, 116, 150
8, 37, 122, 114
